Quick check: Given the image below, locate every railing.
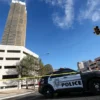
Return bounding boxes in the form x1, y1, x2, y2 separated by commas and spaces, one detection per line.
0, 77, 40, 90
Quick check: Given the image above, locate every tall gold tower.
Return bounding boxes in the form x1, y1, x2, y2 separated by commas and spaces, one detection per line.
1, 0, 27, 46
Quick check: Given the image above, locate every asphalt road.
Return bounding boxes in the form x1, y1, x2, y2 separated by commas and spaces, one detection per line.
5, 92, 100, 100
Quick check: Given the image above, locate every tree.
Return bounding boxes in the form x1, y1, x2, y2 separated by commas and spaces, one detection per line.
38, 59, 44, 76
16, 54, 38, 89
44, 64, 53, 75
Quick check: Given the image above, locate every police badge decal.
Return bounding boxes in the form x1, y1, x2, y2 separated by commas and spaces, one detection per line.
54, 79, 60, 87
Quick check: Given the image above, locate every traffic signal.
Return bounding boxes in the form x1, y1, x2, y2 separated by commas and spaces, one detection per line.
94, 26, 100, 35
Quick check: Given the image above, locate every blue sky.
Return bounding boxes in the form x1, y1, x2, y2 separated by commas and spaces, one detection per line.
0, 0, 100, 70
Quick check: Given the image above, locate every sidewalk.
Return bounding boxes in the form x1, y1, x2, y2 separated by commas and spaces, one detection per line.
0, 87, 37, 100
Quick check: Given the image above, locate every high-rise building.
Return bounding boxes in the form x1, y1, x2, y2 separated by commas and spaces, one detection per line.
1, 0, 27, 46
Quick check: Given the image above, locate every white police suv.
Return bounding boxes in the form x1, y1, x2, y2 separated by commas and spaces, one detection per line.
38, 68, 100, 98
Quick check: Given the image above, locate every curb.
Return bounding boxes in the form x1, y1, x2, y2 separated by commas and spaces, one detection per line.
0, 91, 35, 100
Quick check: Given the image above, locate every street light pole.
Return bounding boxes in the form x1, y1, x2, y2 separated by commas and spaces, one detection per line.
39, 52, 50, 57
37, 52, 50, 80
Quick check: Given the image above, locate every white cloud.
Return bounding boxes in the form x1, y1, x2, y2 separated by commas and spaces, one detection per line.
44, 0, 66, 7
43, 0, 74, 29
79, 0, 100, 22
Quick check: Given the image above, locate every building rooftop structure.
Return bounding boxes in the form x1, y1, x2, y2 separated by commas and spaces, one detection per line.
12, 0, 26, 5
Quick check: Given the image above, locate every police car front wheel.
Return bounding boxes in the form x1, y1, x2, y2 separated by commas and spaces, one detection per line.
43, 87, 54, 98
89, 79, 100, 94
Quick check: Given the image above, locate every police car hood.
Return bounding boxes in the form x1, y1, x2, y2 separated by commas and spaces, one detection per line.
81, 70, 100, 77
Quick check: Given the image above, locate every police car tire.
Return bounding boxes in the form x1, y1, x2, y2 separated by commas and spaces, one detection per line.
89, 79, 100, 94
43, 87, 54, 98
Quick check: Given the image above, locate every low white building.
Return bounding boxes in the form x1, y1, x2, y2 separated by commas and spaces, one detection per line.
0, 45, 39, 90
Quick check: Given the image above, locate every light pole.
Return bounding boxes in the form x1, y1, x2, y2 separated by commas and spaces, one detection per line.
39, 52, 50, 58
36, 52, 50, 85
38, 52, 50, 73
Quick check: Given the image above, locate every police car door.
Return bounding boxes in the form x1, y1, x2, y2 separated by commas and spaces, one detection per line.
48, 70, 63, 90
53, 69, 83, 90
